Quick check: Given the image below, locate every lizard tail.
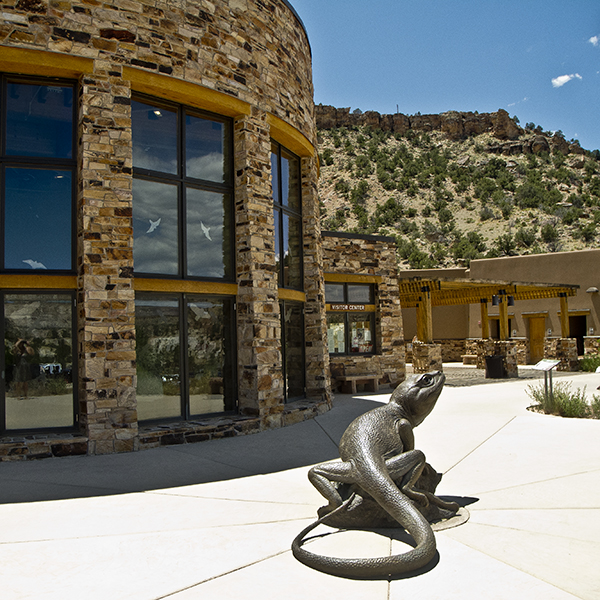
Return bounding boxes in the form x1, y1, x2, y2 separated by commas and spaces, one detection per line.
292, 484, 436, 579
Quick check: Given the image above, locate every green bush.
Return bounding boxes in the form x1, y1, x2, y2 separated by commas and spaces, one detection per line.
579, 354, 600, 372
526, 381, 594, 418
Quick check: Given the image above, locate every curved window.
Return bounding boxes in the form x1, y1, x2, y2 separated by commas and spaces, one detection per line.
272, 142, 302, 289
131, 96, 233, 280
1, 76, 76, 273
135, 293, 236, 421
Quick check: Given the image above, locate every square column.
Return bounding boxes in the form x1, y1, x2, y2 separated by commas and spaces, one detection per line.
234, 108, 284, 428
77, 63, 137, 454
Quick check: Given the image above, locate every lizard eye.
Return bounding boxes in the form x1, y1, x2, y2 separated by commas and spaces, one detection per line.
420, 374, 433, 386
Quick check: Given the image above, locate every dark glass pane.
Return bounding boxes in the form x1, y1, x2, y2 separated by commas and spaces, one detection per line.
135, 296, 181, 421
271, 146, 279, 204
6, 82, 73, 159
5, 293, 74, 430
186, 114, 229, 183
281, 149, 300, 211
282, 301, 305, 401
325, 283, 345, 303
132, 178, 179, 275
283, 214, 302, 289
349, 313, 374, 354
187, 296, 235, 416
186, 188, 232, 279
274, 208, 282, 284
131, 100, 177, 174
4, 168, 72, 271
326, 313, 346, 354
348, 284, 372, 304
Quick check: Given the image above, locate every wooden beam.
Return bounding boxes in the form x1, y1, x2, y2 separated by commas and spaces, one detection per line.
416, 286, 433, 343
559, 293, 570, 338
499, 296, 509, 341
480, 300, 490, 339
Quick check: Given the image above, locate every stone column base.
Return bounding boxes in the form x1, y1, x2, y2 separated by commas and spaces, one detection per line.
412, 342, 443, 373
544, 338, 579, 371
473, 339, 518, 378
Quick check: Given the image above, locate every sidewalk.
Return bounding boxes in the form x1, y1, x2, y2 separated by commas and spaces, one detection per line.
1, 370, 599, 599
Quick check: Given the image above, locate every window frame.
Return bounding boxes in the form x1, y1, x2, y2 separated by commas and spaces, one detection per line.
0, 289, 78, 435
135, 291, 238, 424
0, 74, 77, 275
325, 282, 377, 356
280, 299, 306, 402
131, 93, 235, 282
271, 141, 303, 290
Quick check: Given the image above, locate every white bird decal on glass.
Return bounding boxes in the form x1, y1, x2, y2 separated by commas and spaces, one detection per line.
23, 259, 47, 269
146, 218, 161, 234
201, 221, 212, 241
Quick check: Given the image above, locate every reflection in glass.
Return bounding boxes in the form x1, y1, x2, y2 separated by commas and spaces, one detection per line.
283, 214, 302, 289
186, 115, 229, 183
131, 100, 178, 174
187, 296, 235, 416
186, 188, 231, 278
6, 82, 73, 159
270, 148, 279, 202
326, 313, 346, 354
135, 296, 181, 421
281, 149, 300, 211
4, 168, 72, 271
325, 283, 344, 303
348, 284, 372, 304
4, 293, 74, 430
282, 302, 305, 401
132, 178, 179, 275
349, 313, 374, 353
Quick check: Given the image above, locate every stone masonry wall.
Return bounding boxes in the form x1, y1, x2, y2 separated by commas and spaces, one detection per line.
77, 61, 138, 455
0, 0, 315, 145
0, 1, 323, 458
322, 233, 405, 388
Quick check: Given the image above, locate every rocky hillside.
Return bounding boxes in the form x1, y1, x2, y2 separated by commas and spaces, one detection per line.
316, 105, 600, 269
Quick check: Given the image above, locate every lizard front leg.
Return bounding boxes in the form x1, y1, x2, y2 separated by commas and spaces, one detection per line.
385, 448, 430, 506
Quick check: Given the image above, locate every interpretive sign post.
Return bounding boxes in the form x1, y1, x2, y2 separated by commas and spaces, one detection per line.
532, 359, 561, 403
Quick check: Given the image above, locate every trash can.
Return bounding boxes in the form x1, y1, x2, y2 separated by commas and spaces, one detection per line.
485, 355, 505, 379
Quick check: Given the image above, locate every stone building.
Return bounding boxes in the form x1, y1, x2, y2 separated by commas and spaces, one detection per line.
322, 232, 405, 392
0, 0, 332, 460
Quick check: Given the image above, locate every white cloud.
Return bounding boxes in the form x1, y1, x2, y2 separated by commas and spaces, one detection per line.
589, 35, 599, 47
551, 73, 582, 88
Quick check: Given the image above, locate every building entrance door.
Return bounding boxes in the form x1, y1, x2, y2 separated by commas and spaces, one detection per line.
528, 317, 546, 364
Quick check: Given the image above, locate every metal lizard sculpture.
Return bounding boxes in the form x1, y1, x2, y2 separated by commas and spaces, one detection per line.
292, 371, 459, 579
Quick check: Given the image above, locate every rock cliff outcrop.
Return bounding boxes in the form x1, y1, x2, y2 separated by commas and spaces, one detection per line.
315, 105, 583, 155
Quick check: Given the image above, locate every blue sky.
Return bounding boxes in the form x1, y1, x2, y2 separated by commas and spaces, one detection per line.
290, 0, 600, 151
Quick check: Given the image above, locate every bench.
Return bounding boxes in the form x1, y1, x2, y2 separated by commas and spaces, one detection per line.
461, 354, 478, 365
336, 374, 379, 394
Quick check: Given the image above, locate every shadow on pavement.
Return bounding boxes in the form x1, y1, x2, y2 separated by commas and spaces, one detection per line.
0, 394, 386, 505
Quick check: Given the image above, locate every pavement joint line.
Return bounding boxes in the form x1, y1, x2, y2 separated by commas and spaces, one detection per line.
444, 415, 517, 474
467, 467, 600, 498
152, 548, 293, 599
143, 491, 319, 506
439, 534, 582, 599
313, 415, 341, 449
0, 517, 315, 545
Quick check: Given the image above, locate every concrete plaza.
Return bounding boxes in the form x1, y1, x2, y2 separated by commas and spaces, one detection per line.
1, 366, 599, 599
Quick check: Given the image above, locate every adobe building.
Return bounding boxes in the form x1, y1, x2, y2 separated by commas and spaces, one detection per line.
400, 250, 598, 372
0, 0, 334, 460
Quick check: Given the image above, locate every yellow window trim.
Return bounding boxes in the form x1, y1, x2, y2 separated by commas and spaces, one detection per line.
278, 288, 306, 302
0, 274, 77, 289
134, 279, 238, 296
0, 47, 93, 79
522, 312, 549, 318
555, 309, 590, 316
324, 273, 382, 284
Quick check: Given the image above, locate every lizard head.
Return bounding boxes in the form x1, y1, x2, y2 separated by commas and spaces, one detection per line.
389, 371, 445, 427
